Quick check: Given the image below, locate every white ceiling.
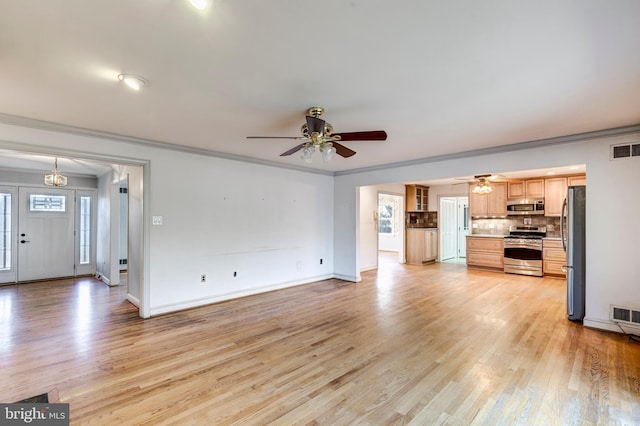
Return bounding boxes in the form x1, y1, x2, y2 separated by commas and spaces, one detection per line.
0, 0, 639, 176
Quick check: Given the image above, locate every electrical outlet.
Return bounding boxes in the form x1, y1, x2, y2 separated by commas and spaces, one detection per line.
201, 274, 206, 283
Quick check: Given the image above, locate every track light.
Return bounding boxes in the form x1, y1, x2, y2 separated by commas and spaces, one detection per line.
117, 74, 147, 91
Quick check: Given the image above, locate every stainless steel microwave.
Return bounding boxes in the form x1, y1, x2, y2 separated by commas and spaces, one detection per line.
506, 198, 545, 215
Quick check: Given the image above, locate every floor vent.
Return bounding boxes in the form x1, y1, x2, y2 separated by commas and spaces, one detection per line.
610, 304, 640, 325
610, 142, 640, 160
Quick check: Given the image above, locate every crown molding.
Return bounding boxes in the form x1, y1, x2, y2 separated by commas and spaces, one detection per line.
0, 113, 334, 176
1, 113, 638, 178
335, 124, 640, 176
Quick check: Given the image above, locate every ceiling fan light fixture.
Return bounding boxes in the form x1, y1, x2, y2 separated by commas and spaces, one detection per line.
44, 157, 68, 187
321, 143, 336, 162
472, 181, 492, 194
117, 73, 147, 91
301, 145, 313, 163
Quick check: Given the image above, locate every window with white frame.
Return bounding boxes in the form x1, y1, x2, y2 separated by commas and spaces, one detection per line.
0, 193, 11, 271
79, 196, 91, 264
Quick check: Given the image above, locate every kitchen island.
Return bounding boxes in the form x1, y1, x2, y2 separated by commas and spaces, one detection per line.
466, 234, 505, 271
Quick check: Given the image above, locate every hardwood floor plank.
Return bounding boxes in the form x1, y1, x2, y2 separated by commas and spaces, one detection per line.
1, 260, 639, 425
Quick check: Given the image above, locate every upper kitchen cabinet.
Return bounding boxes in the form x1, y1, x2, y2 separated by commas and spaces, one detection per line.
469, 182, 507, 217
544, 177, 567, 216
406, 185, 429, 211
507, 179, 544, 198
568, 175, 586, 186
544, 175, 587, 217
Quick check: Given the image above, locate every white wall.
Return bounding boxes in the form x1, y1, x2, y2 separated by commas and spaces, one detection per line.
0, 122, 334, 317
428, 184, 468, 215
96, 171, 112, 282
335, 133, 640, 333
358, 186, 378, 271
147, 152, 334, 314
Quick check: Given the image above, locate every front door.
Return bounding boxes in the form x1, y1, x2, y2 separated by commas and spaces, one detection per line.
18, 187, 75, 281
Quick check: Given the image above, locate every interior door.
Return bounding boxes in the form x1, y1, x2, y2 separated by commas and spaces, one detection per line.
439, 197, 457, 261
18, 187, 75, 281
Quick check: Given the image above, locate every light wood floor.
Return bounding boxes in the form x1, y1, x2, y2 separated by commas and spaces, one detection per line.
1, 258, 639, 425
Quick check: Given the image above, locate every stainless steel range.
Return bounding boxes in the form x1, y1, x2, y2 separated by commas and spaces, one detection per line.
503, 225, 546, 277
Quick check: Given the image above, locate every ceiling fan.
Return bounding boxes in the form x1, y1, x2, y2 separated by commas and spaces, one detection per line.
455, 174, 507, 194
247, 107, 387, 162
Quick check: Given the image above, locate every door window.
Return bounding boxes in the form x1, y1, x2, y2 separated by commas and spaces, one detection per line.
29, 194, 66, 212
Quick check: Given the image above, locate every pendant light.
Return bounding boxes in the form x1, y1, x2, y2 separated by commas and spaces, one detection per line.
44, 158, 68, 187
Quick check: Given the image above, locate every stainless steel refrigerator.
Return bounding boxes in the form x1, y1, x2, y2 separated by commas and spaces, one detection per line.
561, 185, 586, 321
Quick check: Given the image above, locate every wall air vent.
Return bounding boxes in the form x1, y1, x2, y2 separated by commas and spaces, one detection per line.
610, 142, 640, 159
610, 304, 640, 325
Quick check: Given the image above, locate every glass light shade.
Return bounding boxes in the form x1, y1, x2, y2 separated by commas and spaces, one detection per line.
44, 172, 68, 187
44, 158, 68, 187
472, 182, 492, 194
301, 146, 313, 163
322, 144, 336, 161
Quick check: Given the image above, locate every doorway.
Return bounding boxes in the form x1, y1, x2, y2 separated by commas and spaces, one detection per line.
439, 196, 469, 262
377, 192, 404, 265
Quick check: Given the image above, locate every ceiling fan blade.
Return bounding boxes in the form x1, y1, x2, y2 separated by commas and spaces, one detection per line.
306, 115, 325, 135
280, 143, 306, 156
332, 142, 356, 158
334, 130, 387, 141
247, 136, 302, 140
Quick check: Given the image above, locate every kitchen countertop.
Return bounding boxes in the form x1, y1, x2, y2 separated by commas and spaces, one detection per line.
407, 227, 438, 230
543, 237, 562, 240
467, 234, 506, 238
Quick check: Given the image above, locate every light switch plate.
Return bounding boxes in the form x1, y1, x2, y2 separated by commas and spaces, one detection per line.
152, 216, 163, 226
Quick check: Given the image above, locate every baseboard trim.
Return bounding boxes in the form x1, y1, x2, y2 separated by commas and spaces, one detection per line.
150, 274, 335, 316
583, 316, 640, 334
127, 294, 140, 308
333, 273, 361, 282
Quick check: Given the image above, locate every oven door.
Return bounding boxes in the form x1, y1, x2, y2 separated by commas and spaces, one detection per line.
504, 241, 543, 276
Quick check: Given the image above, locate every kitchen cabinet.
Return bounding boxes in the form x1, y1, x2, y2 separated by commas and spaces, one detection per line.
466, 236, 504, 270
544, 177, 568, 216
469, 182, 507, 217
406, 185, 429, 211
543, 239, 566, 276
507, 179, 545, 198
568, 175, 586, 186
406, 229, 438, 264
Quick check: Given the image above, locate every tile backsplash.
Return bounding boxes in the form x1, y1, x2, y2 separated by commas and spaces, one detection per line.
472, 216, 561, 237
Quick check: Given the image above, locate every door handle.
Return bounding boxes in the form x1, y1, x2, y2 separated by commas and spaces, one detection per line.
20, 240, 30, 243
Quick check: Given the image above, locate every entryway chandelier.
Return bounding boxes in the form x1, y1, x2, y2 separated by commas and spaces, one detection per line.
44, 158, 68, 187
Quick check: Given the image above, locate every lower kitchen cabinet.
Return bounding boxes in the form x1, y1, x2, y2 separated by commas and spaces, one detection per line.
543, 239, 566, 276
406, 229, 438, 265
466, 236, 504, 270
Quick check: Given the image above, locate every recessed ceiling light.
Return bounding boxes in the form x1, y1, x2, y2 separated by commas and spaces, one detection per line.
546, 171, 556, 175
188, 0, 207, 10
117, 74, 147, 91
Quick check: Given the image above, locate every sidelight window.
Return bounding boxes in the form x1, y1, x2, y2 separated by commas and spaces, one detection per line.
79, 196, 91, 264
0, 193, 11, 270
